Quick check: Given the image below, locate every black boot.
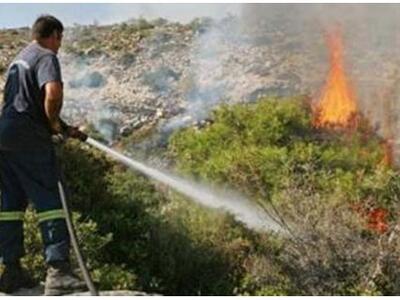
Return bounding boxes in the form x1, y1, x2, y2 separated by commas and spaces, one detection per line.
0, 261, 36, 294
44, 260, 87, 296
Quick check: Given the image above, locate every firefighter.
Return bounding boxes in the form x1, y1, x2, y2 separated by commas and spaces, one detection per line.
0, 15, 87, 295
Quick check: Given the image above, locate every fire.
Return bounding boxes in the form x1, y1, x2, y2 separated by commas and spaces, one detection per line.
352, 203, 389, 234
313, 29, 358, 129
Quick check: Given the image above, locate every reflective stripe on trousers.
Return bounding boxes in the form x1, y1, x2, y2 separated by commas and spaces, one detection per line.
0, 211, 24, 221
0, 209, 65, 222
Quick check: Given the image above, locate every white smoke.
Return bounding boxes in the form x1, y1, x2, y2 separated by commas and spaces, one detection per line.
58, 4, 400, 152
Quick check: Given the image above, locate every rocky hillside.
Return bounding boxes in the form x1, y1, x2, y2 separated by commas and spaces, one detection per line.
1, 16, 399, 147
0, 17, 325, 143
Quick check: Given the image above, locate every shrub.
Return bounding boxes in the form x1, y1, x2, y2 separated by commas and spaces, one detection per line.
168, 95, 400, 295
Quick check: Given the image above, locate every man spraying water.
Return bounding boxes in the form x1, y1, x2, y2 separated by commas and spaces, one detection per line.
0, 15, 87, 295
0, 14, 284, 297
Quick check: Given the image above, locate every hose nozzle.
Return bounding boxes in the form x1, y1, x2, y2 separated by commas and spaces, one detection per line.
67, 126, 88, 142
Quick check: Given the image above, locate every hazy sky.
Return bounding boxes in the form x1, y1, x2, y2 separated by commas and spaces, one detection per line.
0, 3, 242, 29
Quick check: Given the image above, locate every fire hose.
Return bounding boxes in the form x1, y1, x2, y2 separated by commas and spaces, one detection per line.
57, 131, 159, 296
57, 181, 98, 296
55, 130, 98, 296
57, 133, 149, 296
56, 131, 153, 296
59, 130, 288, 295
57, 132, 155, 296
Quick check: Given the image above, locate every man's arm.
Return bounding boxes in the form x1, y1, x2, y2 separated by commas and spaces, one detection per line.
44, 81, 64, 133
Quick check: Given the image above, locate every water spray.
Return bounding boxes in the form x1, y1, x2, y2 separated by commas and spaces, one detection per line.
57, 133, 285, 296
85, 137, 284, 233
57, 131, 286, 296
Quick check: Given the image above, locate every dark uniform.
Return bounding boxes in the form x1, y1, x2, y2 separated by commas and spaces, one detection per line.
0, 42, 69, 265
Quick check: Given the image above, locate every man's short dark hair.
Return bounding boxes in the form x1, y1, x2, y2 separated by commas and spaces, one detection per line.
32, 15, 64, 40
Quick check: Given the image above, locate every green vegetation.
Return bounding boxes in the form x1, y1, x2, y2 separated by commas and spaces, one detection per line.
169, 96, 400, 295
169, 96, 396, 209
18, 96, 400, 295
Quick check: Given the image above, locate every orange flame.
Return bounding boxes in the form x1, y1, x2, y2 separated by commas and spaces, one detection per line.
313, 29, 358, 129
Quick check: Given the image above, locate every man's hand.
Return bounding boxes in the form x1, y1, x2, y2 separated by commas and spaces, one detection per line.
51, 126, 87, 144
66, 126, 88, 142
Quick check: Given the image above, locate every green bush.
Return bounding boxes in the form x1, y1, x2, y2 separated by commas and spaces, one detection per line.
169, 96, 397, 207
168, 95, 400, 295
